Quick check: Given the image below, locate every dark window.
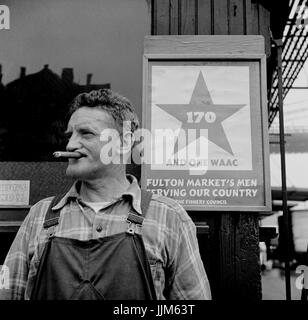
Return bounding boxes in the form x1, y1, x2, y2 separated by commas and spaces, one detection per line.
0, 0, 150, 161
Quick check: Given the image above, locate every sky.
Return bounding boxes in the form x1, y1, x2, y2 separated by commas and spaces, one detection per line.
269, 59, 308, 211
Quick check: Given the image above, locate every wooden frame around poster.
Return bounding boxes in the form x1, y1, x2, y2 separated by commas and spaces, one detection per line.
141, 35, 271, 212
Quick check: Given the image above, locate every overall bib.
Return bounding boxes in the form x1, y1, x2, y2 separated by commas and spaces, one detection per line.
30, 191, 157, 300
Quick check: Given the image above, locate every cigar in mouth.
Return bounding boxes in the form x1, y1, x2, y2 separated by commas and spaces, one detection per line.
53, 151, 83, 159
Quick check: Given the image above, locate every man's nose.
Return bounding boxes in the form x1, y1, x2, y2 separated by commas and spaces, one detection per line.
66, 133, 81, 151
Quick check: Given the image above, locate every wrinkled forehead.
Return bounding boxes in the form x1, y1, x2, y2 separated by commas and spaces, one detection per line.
67, 106, 117, 131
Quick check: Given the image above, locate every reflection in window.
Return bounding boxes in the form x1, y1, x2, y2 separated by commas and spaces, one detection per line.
0, 0, 149, 161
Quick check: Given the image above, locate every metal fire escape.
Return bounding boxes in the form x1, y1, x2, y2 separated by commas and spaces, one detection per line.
269, 0, 308, 127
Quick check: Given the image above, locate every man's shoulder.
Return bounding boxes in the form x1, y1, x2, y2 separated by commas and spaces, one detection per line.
148, 193, 191, 223
28, 196, 55, 217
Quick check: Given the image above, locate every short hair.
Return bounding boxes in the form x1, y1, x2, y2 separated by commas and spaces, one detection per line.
68, 89, 139, 134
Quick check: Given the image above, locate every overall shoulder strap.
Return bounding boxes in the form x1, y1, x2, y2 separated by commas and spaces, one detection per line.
126, 190, 152, 228
43, 193, 66, 229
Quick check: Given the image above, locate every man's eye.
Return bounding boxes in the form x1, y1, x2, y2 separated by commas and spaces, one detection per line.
81, 130, 94, 136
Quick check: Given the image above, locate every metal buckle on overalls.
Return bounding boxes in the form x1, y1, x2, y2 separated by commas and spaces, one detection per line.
126, 221, 137, 235
46, 225, 56, 239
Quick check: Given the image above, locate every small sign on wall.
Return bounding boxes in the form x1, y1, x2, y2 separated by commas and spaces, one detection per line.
0, 180, 30, 205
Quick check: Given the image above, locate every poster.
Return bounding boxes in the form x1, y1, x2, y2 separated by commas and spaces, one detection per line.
142, 58, 271, 211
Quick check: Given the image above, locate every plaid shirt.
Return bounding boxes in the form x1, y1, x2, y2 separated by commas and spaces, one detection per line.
0, 175, 211, 300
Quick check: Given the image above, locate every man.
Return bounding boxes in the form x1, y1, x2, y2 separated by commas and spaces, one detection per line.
0, 89, 211, 300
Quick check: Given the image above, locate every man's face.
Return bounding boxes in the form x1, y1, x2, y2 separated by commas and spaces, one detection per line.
65, 106, 119, 180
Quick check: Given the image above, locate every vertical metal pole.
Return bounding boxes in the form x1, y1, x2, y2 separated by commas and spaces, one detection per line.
275, 38, 291, 301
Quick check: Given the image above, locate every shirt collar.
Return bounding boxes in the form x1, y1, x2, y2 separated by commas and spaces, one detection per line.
52, 174, 142, 215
